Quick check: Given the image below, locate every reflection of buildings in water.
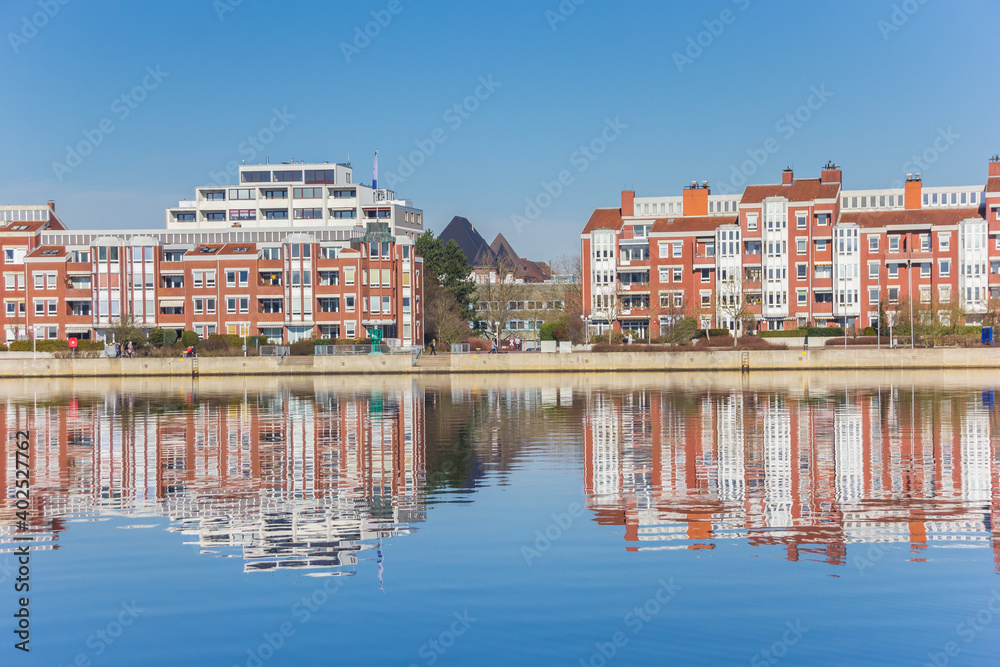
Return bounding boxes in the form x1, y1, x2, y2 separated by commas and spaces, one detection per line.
0, 387, 425, 574
584, 388, 1000, 569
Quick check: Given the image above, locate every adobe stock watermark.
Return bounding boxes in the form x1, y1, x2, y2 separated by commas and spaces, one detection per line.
749, 621, 810, 666
8, 0, 71, 54
545, 0, 586, 31
51, 65, 169, 183
578, 578, 682, 666
713, 84, 833, 195
511, 116, 627, 234
207, 107, 296, 186
56, 599, 145, 666
888, 127, 960, 189
878, 0, 929, 41
673, 0, 751, 72
213, 0, 243, 21
340, 0, 413, 63
381, 75, 501, 189
852, 542, 889, 576
521, 500, 585, 565
923, 588, 1000, 667
234, 576, 345, 667
407, 610, 477, 667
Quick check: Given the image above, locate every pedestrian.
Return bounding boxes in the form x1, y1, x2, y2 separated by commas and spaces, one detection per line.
115, 342, 121, 358
430, 338, 437, 355
491, 338, 498, 354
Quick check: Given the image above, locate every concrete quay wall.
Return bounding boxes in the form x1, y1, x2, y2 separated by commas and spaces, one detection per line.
0, 348, 997, 377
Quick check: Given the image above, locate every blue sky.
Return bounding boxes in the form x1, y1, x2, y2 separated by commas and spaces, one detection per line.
1, 0, 998, 260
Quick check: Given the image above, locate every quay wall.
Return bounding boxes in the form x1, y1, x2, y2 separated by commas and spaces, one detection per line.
0, 348, 999, 377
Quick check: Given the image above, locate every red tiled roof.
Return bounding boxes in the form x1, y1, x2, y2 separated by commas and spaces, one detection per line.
843, 207, 984, 229
987, 177, 1000, 193
741, 178, 840, 204
25, 246, 67, 258
218, 242, 258, 255
651, 215, 737, 234
582, 208, 623, 234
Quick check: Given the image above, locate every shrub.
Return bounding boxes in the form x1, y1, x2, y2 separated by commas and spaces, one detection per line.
591, 334, 607, 343
163, 329, 179, 347
759, 330, 808, 338
737, 336, 777, 349
693, 329, 732, 340
198, 336, 234, 355
148, 328, 166, 347
462, 337, 490, 351
609, 330, 624, 344
180, 330, 199, 348
804, 326, 844, 337
290, 340, 314, 355
863, 327, 876, 337
824, 336, 891, 346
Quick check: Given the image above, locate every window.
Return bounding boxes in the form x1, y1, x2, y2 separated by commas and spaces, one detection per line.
939, 260, 950, 277
888, 236, 899, 252
939, 285, 951, 303
920, 234, 930, 252
228, 188, 256, 200
796, 239, 806, 254
206, 298, 216, 314
816, 214, 829, 226
227, 298, 237, 314
205, 212, 226, 221
816, 240, 827, 251
815, 265, 832, 279
175, 212, 196, 222
193, 298, 204, 315
293, 187, 324, 198
265, 210, 288, 220
888, 287, 899, 303
241, 171, 271, 183
273, 170, 302, 182
33, 273, 43, 289
206, 271, 215, 288
239, 297, 249, 314
700, 268, 710, 283
796, 264, 807, 279
331, 189, 355, 199
700, 292, 711, 307
672, 242, 682, 257
331, 210, 357, 219
919, 286, 931, 303
939, 233, 950, 251
345, 295, 355, 312
797, 290, 807, 305
888, 264, 898, 278
868, 236, 878, 251
261, 247, 282, 260
747, 214, 758, 231
262, 189, 287, 199
294, 208, 323, 219
658, 242, 669, 258
796, 215, 806, 230
344, 268, 355, 285
382, 296, 391, 314
869, 288, 879, 303
305, 169, 337, 183
920, 263, 930, 278
672, 267, 682, 282
319, 298, 339, 313
203, 190, 225, 200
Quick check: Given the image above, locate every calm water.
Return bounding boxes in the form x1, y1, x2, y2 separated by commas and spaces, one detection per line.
2, 372, 999, 666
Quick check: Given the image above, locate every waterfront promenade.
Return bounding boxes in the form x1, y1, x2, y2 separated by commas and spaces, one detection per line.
1, 347, 999, 377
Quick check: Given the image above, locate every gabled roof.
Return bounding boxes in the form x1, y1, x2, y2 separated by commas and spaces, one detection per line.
842, 207, 984, 229
439, 216, 491, 267
741, 178, 840, 204
583, 208, 623, 234
651, 215, 738, 235
25, 246, 68, 259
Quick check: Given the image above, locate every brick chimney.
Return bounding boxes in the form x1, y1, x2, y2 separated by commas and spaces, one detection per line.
682, 181, 709, 217
820, 161, 842, 184
782, 168, 793, 186
904, 174, 922, 210
47, 201, 55, 210
621, 190, 635, 217
989, 155, 1000, 177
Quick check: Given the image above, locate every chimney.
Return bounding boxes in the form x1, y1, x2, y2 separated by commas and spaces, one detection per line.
990, 155, 1000, 178
820, 161, 842, 184
621, 190, 635, 217
47, 201, 55, 211
682, 181, 709, 217
904, 174, 922, 210
782, 168, 793, 186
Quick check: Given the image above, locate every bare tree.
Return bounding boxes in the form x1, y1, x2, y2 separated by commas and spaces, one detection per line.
717, 277, 755, 347
657, 291, 697, 346
474, 256, 522, 346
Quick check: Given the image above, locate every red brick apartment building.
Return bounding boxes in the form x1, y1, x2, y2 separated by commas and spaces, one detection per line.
0, 161, 424, 345
582, 158, 1000, 338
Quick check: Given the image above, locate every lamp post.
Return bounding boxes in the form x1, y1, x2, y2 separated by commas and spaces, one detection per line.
580, 313, 589, 346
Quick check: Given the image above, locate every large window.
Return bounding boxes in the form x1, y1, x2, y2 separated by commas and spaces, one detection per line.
305, 169, 337, 183
241, 171, 271, 183
293, 187, 324, 199
293, 208, 322, 219
273, 170, 302, 182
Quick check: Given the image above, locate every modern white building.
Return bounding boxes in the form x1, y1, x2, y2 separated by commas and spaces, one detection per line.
166, 161, 424, 241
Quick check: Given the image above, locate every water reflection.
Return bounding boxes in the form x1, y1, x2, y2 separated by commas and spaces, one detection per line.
0, 380, 426, 575
0, 373, 998, 577
583, 381, 1000, 569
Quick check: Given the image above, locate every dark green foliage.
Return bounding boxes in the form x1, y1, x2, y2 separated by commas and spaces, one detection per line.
180, 330, 199, 347
163, 329, 178, 347
290, 340, 314, 355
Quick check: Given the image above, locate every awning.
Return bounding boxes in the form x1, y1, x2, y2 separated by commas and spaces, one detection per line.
159, 299, 184, 308
65, 326, 92, 334
64, 296, 91, 302
362, 319, 395, 326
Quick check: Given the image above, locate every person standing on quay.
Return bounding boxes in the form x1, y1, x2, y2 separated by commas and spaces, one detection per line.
430, 338, 436, 355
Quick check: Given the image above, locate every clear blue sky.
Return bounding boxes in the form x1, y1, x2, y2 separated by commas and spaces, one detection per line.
2, 0, 998, 261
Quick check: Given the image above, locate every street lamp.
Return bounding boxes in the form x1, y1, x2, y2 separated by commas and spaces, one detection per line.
580, 313, 589, 345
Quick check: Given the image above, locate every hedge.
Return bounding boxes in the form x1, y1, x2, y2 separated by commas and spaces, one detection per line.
9, 339, 103, 352
693, 329, 732, 339
759, 327, 845, 338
